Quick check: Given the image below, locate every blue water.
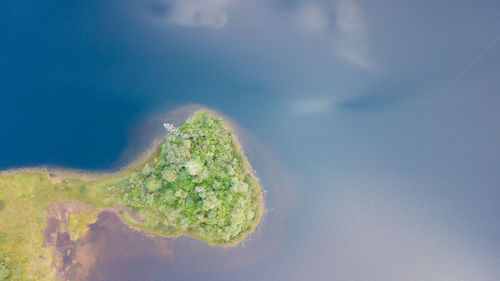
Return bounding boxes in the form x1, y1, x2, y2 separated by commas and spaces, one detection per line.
1, 1, 500, 280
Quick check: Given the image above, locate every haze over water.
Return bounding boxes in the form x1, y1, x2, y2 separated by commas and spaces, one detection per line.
1, 1, 500, 280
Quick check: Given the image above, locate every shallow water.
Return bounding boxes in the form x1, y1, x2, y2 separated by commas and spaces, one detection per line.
70, 109, 297, 280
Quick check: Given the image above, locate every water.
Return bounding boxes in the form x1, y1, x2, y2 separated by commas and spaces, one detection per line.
69, 119, 296, 280
1, 0, 500, 280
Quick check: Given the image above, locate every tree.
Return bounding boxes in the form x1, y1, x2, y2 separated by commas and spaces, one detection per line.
185, 159, 203, 176
162, 168, 177, 182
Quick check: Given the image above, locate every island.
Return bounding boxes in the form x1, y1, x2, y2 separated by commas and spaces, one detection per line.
0, 110, 263, 281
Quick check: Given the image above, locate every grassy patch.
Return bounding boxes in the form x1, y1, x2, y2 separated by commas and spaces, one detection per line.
0, 173, 57, 280
67, 211, 98, 241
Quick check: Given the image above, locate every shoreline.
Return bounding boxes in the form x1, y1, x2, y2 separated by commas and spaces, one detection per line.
0, 105, 264, 247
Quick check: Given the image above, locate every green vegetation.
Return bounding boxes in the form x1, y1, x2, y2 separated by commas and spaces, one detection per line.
67, 211, 99, 241
0, 252, 9, 281
0, 172, 59, 281
114, 111, 262, 243
0, 110, 263, 280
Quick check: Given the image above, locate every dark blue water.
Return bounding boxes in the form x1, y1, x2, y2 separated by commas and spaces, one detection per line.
1, 1, 500, 280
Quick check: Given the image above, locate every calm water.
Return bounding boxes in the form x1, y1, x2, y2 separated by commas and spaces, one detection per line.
1, 1, 500, 280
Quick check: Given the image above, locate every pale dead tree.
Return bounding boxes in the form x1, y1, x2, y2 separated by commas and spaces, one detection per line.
194, 186, 206, 193
163, 122, 190, 139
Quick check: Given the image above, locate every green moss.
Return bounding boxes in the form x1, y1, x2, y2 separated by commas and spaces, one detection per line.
67, 211, 98, 240
0, 110, 263, 280
0, 173, 56, 280
0, 251, 10, 281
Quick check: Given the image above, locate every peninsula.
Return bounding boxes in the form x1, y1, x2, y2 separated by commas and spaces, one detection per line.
0, 110, 263, 280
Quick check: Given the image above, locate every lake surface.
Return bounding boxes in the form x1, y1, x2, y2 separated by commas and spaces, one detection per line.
1, 1, 500, 280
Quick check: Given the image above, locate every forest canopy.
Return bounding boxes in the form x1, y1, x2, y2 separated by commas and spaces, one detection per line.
110, 111, 262, 243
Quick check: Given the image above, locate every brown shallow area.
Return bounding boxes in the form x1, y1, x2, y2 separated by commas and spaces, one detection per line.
42, 201, 93, 280
41, 200, 151, 280
65, 212, 174, 281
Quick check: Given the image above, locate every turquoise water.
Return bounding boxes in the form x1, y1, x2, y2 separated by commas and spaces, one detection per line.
1, 1, 500, 280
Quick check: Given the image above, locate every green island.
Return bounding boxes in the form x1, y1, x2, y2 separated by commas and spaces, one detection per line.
0, 111, 263, 281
